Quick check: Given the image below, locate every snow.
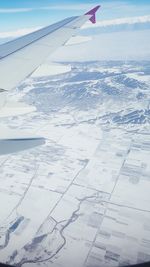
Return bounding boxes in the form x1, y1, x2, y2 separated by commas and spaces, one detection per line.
0, 61, 150, 267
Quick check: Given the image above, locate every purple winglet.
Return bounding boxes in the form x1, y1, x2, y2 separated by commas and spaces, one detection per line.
85, 5, 101, 24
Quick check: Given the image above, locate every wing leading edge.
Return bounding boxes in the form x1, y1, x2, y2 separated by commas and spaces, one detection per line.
0, 5, 100, 91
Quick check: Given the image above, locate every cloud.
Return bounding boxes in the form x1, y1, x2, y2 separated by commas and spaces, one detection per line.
0, 8, 34, 13
1, 13, 150, 40
82, 15, 150, 29
50, 29, 150, 61
42, 4, 93, 11
0, 27, 40, 39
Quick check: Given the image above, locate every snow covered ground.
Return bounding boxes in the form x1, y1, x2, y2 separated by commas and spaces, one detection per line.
0, 61, 150, 267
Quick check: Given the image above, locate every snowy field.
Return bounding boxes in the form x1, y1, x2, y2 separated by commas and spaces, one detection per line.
0, 61, 150, 267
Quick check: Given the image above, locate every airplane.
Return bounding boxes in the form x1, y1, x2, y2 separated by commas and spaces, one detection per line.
0, 5, 100, 155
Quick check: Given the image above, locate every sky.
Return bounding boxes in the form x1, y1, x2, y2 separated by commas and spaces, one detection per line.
0, 0, 150, 31
0, 0, 150, 60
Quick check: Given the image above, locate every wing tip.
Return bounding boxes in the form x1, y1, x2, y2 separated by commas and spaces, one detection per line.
85, 5, 101, 24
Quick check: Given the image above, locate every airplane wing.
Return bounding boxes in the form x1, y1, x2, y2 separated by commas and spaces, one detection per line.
0, 126, 45, 155
0, 5, 100, 155
0, 5, 100, 91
